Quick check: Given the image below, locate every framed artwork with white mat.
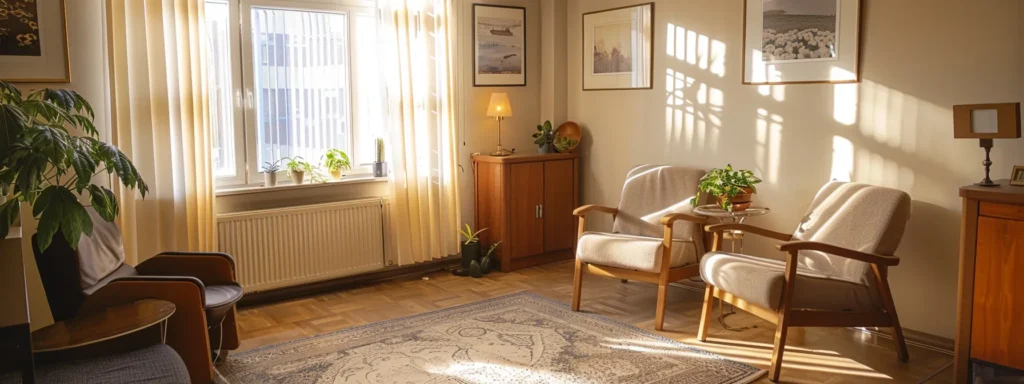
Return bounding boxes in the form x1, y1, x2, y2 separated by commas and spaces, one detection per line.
582, 2, 653, 91
743, 0, 861, 85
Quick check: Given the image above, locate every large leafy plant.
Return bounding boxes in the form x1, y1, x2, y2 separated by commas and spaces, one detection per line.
691, 164, 761, 209
0, 81, 148, 251
323, 148, 351, 172
532, 120, 553, 148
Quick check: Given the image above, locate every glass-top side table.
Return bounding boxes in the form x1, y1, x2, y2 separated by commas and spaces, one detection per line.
693, 205, 770, 253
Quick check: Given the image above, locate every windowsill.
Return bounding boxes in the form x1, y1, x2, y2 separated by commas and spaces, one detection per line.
215, 176, 388, 197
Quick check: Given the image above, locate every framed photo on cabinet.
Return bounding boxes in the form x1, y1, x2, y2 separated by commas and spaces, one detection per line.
582, 2, 653, 91
742, 0, 861, 85
473, 4, 526, 87
0, 0, 70, 82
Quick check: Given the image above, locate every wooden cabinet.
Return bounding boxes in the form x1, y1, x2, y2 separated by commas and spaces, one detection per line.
473, 153, 579, 272
955, 183, 1024, 382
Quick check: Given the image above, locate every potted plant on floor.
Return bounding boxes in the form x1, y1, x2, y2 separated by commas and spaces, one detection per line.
373, 138, 388, 178
262, 160, 281, 187
478, 241, 501, 276
323, 149, 352, 181
532, 121, 554, 154
0, 81, 149, 250
692, 165, 762, 212
456, 224, 486, 274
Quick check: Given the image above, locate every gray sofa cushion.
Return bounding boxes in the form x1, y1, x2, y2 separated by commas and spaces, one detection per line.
0, 344, 189, 384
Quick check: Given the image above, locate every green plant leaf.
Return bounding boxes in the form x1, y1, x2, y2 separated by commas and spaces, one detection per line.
88, 185, 118, 222
69, 138, 98, 193
0, 104, 27, 158
0, 198, 19, 241
13, 151, 47, 204
34, 186, 93, 251
94, 140, 148, 197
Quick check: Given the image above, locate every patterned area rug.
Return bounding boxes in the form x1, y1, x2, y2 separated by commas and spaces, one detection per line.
216, 293, 764, 383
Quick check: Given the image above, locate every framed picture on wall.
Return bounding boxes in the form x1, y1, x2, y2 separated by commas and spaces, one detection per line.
0, 0, 70, 82
582, 2, 654, 91
473, 4, 526, 87
742, 0, 861, 84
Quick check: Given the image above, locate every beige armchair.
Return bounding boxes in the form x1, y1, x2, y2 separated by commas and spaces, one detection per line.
696, 181, 912, 382
572, 165, 708, 331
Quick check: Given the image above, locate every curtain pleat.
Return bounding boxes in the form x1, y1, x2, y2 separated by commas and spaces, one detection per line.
107, 0, 216, 264
381, 0, 461, 265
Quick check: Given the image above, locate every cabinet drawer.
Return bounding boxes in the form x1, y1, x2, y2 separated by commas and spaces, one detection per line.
980, 202, 1024, 221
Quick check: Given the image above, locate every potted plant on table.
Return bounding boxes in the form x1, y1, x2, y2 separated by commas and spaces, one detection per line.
323, 149, 351, 181
0, 81, 148, 250
373, 138, 388, 178
262, 160, 281, 187
532, 120, 554, 154
692, 165, 762, 212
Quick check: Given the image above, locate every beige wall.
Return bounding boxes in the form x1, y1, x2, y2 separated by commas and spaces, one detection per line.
564, 0, 1024, 339
456, 0, 543, 227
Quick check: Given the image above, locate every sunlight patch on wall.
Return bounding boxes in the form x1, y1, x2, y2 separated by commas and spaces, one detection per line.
664, 68, 722, 154
755, 108, 783, 184
830, 136, 854, 182
857, 80, 919, 153
665, 23, 726, 77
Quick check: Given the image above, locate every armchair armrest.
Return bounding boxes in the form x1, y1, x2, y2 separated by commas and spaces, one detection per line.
155, 251, 235, 269
573, 205, 618, 216
81, 277, 213, 384
137, 253, 237, 286
705, 223, 793, 242
777, 241, 900, 266
660, 212, 707, 225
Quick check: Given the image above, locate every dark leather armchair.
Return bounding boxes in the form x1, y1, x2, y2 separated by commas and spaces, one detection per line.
32, 210, 242, 384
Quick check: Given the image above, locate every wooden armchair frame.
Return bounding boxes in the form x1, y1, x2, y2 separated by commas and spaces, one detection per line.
571, 204, 708, 331
696, 223, 909, 382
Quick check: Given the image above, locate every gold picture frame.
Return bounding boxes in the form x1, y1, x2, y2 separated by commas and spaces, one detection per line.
1011, 166, 1024, 187
0, 0, 71, 83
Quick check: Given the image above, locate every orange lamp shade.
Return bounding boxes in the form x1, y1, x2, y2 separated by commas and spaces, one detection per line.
486, 93, 512, 118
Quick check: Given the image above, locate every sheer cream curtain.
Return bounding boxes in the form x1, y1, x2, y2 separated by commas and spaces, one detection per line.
107, 0, 216, 265
380, 0, 462, 265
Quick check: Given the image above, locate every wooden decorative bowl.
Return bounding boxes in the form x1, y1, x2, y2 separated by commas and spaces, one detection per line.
555, 121, 582, 153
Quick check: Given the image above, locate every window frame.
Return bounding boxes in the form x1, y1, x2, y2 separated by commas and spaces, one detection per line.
206, 0, 248, 185
213, 0, 375, 188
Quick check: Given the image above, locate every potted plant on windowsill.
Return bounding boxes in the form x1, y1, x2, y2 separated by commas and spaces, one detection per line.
262, 160, 281, 187
692, 165, 762, 212
0, 81, 149, 251
532, 120, 554, 154
323, 149, 351, 181
373, 138, 387, 178
284, 156, 310, 184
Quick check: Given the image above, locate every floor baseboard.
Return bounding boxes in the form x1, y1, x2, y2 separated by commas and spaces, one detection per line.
668, 281, 954, 355
239, 256, 461, 307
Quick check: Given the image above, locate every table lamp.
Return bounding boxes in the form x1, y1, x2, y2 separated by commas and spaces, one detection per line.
486, 93, 513, 156
953, 102, 1022, 186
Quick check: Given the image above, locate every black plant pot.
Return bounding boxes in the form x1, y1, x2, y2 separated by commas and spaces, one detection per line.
461, 242, 480, 270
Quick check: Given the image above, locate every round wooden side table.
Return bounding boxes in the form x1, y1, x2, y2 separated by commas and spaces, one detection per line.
32, 299, 175, 352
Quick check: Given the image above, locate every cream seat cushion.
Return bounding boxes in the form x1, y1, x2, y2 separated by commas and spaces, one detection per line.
576, 231, 699, 273
699, 251, 881, 312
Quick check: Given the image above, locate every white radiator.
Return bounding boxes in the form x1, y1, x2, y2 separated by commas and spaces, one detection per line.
217, 198, 386, 292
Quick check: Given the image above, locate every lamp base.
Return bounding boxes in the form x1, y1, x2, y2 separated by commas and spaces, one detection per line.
490, 146, 513, 157
976, 180, 1000, 187
976, 139, 998, 187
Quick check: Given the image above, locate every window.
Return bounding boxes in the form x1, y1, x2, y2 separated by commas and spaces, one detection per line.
205, 0, 383, 187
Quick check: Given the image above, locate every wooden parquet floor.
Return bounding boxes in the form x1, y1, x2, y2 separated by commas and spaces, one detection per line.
235, 260, 955, 383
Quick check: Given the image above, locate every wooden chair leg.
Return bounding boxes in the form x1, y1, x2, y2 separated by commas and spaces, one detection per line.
874, 266, 910, 362
697, 284, 715, 342
572, 259, 584, 312
655, 280, 668, 331
769, 321, 790, 382
620, 279, 628, 283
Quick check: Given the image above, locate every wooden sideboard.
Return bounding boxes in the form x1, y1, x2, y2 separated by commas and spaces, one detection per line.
472, 153, 579, 272
955, 181, 1024, 382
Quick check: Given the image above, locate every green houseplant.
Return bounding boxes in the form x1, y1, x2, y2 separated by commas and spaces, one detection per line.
692, 165, 762, 211
532, 120, 554, 154
554, 136, 579, 153
283, 156, 314, 184
323, 148, 351, 181
457, 223, 486, 273
261, 160, 281, 187
372, 138, 387, 178
0, 81, 148, 251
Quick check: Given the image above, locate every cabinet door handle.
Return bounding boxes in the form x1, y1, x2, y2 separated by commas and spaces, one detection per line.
534, 205, 539, 218
539, 204, 544, 218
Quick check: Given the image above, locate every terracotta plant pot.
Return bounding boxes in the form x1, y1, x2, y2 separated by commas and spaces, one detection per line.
719, 187, 755, 211
290, 170, 305, 184
329, 169, 343, 181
